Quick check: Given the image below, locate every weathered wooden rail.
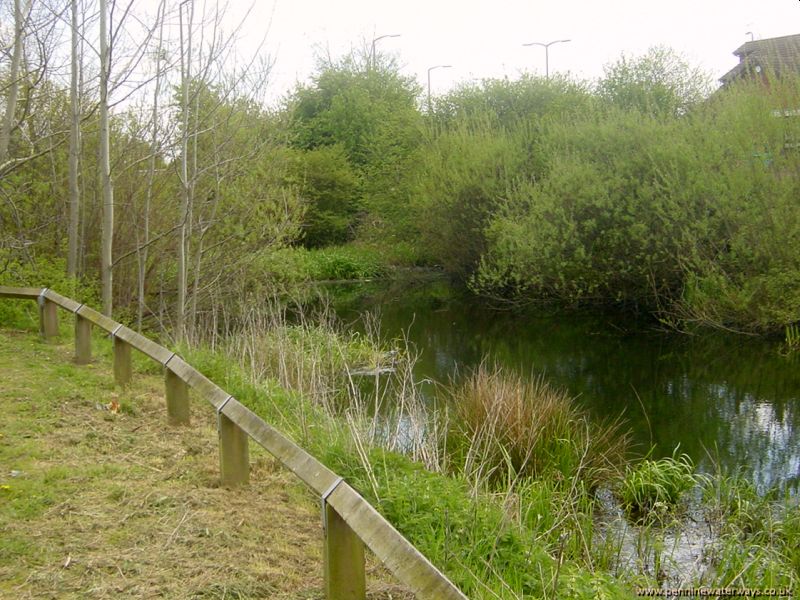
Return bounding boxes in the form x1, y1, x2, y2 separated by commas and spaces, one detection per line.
0, 286, 468, 600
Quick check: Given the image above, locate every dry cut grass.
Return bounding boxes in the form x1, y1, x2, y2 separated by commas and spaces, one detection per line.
0, 326, 411, 599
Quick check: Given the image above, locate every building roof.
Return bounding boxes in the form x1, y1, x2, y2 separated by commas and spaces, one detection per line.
720, 33, 800, 84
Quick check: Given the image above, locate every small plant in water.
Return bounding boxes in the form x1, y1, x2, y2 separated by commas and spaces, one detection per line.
783, 323, 800, 354
445, 362, 629, 491
618, 448, 697, 523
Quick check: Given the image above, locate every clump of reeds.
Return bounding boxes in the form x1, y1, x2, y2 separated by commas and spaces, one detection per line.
444, 362, 629, 491
618, 449, 697, 523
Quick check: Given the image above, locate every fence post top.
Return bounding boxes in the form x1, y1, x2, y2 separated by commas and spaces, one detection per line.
37, 288, 49, 306
217, 395, 233, 415
321, 476, 345, 533
163, 352, 177, 367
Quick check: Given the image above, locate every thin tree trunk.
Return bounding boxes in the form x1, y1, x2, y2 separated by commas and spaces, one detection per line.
67, 0, 81, 279
137, 0, 166, 331
185, 43, 202, 342
176, 0, 194, 341
0, 0, 26, 166
99, 0, 114, 316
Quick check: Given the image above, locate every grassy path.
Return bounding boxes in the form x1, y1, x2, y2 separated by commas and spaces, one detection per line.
0, 327, 407, 599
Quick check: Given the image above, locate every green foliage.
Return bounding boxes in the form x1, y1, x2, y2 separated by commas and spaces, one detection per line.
413, 122, 531, 275
432, 74, 594, 128
287, 144, 361, 246
321, 446, 628, 598
287, 52, 424, 247
254, 245, 387, 284
698, 463, 799, 587
474, 109, 705, 306
289, 53, 422, 167
597, 46, 712, 116
0, 256, 98, 329
474, 75, 800, 331
307, 246, 386, 280
618, 450, 697, 522
414, 76, 594, 275
785, 323, 800, 353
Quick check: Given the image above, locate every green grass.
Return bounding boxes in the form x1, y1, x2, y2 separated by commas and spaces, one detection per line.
0, 326, 377, 598
618, 450, 697, 522
180, 316, 634, 598
254, 244, 388, 285
5, 303, 798, 597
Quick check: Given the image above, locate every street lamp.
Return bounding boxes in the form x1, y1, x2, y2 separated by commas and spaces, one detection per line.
522, 38, 571, 79
427, 64, 452, 112
371, 33, 401, 70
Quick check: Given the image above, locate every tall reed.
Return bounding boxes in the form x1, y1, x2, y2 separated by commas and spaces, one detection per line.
444, 362, 630, 492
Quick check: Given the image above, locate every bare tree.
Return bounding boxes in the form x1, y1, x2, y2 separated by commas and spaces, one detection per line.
98, 0, 113, 315
176, 0, 194, 339
0, 0, 31, 168
135, 0, 166, 329
66, 0, 81, 278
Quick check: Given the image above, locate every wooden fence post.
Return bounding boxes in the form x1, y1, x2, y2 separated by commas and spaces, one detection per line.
39, 295, 59, 341
165, 368, 190, 425
219, 408, 249, 487
74, 314, 91, 364
113, 328, 132, 387
324, 496, 366, 600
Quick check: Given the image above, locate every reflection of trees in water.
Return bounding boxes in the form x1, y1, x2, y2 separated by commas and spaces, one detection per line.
330, 279, 800, 492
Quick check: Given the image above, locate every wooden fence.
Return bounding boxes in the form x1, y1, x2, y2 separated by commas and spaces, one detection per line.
0, 286, 468, 600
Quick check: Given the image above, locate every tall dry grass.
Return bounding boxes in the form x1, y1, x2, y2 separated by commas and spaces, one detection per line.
196, 295, 445, 471
445, 362, 630, 491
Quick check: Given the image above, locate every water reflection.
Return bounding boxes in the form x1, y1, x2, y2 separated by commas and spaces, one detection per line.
328, 277, 800, 492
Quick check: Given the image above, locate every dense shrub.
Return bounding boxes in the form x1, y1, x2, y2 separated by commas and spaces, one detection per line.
472, 76, 800, 331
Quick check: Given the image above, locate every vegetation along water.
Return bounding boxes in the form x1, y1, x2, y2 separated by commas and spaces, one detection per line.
2, 10, 800, 596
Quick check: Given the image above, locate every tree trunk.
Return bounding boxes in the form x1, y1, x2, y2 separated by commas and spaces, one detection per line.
99, 0, 114, 317
0, 0, 26, 167
67, 0, 81, 279
137, 0, 166, 331
176, 0, 194, 341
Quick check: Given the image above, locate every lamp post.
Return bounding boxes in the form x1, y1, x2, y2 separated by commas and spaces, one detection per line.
522, 38, 571, 79
427, 64, 452, 112
371, 33, 400, 70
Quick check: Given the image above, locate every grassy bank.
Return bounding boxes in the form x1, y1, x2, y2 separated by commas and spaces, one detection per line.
0, 323, 410, 599
2, 299, 798, 598
178, 300, 800, 597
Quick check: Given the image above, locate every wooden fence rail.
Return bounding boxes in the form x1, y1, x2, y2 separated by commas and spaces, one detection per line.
0, 286, 468, 600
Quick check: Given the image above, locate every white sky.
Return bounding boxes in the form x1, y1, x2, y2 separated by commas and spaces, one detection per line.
231, 0, 799, 104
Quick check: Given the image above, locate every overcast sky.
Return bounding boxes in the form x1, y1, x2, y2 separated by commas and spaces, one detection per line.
230, 0, 798, 103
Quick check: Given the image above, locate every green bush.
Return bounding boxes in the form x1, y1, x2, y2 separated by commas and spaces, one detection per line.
0, 255, 99, 330
412, 122, 531, 276
473, 76, 800, 332
288, 145, 362, 247
255, 245, 387, 284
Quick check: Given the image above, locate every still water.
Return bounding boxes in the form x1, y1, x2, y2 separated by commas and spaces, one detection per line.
329, 276, 800, 493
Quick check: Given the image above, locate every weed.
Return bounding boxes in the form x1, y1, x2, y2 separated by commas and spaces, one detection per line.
783, 323, 800, 354
445, 362, 629, 491
618, 449, 697, 522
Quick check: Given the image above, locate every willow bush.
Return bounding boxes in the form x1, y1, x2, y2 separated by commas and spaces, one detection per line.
470, 76, 800, 332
